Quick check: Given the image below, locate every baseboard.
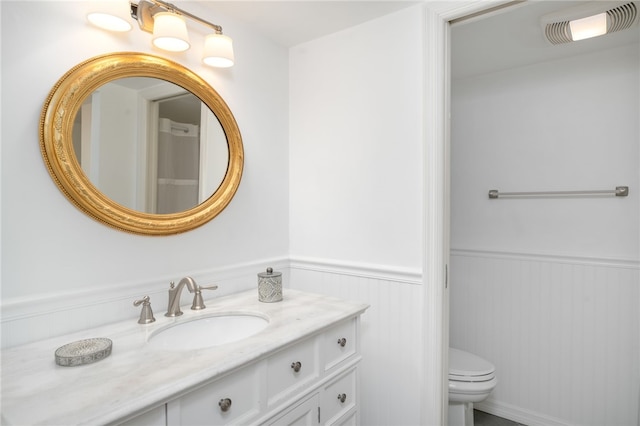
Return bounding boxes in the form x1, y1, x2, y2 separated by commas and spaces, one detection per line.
476, 400, 574, 426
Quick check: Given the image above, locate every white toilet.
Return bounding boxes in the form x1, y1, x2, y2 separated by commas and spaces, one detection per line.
448, 348, 497, 426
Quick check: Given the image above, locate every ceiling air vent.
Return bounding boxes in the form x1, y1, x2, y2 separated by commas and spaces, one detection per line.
542, 2, 638, 45
545, 21, 573, 44
608, 2, 638, 32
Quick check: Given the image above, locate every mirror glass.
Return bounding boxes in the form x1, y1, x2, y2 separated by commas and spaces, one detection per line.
72, 77, 229, 214
40, 53, 243, 235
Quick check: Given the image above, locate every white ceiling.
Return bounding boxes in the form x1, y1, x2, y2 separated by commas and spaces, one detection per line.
451, 1, 640, 79
207, 1, 419, 47
199, 1, 638, 79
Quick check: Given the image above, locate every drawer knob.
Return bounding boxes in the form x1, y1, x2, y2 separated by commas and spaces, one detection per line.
337, 393, 347, 403
337, 338, 347, 347
291, 361, 302, 373
219, 398, 232, 412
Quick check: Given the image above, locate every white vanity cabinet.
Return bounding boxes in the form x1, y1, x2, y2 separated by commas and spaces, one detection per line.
164, 316, 362, 426
1, 290, 368, 426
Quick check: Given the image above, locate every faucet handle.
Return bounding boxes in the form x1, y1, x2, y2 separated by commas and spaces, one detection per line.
133, 296, 156, 324
200, 284, 219, 291
191, 284, 219, 310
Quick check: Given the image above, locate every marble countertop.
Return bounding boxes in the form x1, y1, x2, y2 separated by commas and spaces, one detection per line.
1, 289, 369, 425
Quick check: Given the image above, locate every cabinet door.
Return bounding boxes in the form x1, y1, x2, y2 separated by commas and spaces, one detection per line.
320, 368, 356, 425
265, 394, 319, 426
322, 319, 357, 372
267, 338, 319, 406
167, 364, 261, 425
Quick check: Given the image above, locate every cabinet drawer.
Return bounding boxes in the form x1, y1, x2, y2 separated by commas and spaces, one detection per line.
322, 318, 357, 371
266, 337, 319, 405
168, 364, 261, 426
117, 405, 166, 426
264, 393, 319, 426
320, 368, 356, 425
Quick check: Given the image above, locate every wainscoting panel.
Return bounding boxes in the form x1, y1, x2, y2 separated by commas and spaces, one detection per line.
450, 250, 640, 426
289, 258, 423, 426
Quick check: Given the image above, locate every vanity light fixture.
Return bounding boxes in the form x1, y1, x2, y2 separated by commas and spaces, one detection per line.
152, 11, 190, 52
87, 0, 234, 67
203, 33, 235, 68
87, 0, 132, 32
542, 1, 638, 45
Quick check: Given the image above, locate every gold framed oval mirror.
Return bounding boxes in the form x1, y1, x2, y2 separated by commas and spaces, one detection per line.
40, 52, 243, 235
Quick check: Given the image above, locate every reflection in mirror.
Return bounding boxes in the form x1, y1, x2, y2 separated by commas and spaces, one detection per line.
72, 77, 229, 214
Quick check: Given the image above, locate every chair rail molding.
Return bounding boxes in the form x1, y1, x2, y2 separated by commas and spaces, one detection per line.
451, 248, 640, 269
289, 256, 422, 285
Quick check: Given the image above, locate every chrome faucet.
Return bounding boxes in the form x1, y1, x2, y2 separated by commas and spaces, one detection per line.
165, 277, 197, 317
165, 276, 219, 317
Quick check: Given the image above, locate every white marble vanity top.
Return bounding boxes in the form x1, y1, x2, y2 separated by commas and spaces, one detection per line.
0, 289, 369, 425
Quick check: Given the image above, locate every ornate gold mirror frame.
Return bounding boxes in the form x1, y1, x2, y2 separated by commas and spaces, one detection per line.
40, 52, 243, 235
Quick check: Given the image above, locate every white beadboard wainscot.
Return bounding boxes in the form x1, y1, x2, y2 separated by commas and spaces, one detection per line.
450, 249, 640, 426
290, 258, 423, 426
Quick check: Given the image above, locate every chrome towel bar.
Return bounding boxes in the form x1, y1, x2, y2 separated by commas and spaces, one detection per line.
488, 186, 629, 199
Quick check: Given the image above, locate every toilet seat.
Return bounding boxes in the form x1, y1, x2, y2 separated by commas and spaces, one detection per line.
449, 348, 496, 382
448, 348, 498, 424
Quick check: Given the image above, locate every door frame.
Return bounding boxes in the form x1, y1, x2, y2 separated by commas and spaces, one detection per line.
421, 2, 517, 424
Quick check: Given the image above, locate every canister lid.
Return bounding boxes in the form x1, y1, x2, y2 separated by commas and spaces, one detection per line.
258, 267, 281, 278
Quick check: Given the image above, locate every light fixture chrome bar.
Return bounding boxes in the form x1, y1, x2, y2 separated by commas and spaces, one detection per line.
488, 186, 629, 199
131, 0, 223, 34
152, 0, 223, 33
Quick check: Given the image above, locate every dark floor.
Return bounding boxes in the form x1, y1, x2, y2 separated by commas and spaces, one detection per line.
474, 410, 527, 426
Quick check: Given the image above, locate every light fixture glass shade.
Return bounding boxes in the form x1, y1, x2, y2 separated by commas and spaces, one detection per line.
87, 0, 132, 32
202, 34, 235, 68
152, 12, 190, 52
569, 13, 608, 41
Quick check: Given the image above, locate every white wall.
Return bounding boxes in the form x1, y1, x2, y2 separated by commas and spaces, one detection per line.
2, 2, 429, 425
1, 1, 289, 342
451, 45, 639, 260
289, 7, 423, 270
289, 6, 425, 425
450, 43, 640, 426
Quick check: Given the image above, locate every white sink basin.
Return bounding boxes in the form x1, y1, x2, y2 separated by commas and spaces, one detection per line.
148, 313, 269, 350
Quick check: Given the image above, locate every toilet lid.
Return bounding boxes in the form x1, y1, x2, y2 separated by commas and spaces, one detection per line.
449, 348, 495, 381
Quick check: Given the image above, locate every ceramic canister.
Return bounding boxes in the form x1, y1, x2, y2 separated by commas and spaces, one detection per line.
258, 267, 282, 302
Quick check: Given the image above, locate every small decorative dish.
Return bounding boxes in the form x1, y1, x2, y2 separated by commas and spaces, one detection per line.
55, 338, 112, 367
